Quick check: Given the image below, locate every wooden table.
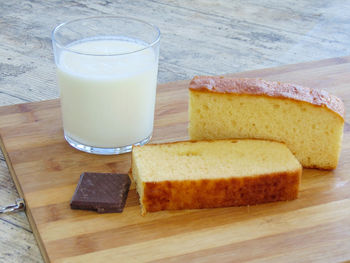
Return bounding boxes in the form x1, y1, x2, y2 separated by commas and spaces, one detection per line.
1, 1, 349, 262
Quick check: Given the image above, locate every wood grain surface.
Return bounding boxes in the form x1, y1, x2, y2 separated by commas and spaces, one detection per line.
1, 1, 350, 262
0, 56, 350, 262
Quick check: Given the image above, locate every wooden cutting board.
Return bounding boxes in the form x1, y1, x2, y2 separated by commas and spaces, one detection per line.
1, 56, 350, 263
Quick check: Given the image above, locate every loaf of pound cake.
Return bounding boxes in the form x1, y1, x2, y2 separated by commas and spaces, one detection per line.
189, 76, 345, 169
132, 139, 302, 215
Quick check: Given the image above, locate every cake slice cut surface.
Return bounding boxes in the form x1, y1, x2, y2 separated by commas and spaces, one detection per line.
132, 139, 302, 215
189, 76, 345, 169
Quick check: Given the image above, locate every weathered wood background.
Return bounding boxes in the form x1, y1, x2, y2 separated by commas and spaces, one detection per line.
0, 1, 350, 262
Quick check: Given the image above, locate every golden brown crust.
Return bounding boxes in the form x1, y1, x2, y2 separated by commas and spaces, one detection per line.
142, 169, 301, 213
189, 76, 345, 119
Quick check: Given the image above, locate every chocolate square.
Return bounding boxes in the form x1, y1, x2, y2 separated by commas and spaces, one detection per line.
70, 172, 131, 213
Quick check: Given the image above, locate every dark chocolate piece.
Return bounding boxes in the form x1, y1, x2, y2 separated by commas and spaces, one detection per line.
70, 172, 131, 213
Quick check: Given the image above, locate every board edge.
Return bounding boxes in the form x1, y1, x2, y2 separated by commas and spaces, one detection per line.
0, 133, 51, 263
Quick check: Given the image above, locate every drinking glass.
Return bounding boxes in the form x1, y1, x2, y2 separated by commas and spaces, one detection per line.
52, 16, 160, 154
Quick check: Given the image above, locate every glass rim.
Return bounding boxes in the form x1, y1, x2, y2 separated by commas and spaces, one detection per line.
51, 16, 161, 56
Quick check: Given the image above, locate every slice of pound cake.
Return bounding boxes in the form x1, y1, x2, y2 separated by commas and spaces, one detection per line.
189, 76, 345, 169
132, 139, 302, 215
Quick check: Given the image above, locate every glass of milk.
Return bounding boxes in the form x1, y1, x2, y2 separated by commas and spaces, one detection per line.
52, 17, 160, 154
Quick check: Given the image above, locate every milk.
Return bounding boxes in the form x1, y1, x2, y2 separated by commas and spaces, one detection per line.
56, 38, 158, 148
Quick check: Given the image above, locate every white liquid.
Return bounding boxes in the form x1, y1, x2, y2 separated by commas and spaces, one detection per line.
57, 38, 158, 148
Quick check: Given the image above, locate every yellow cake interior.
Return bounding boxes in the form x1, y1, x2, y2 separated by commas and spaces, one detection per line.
132, 139, 301, 214
189, 91, 344, 169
